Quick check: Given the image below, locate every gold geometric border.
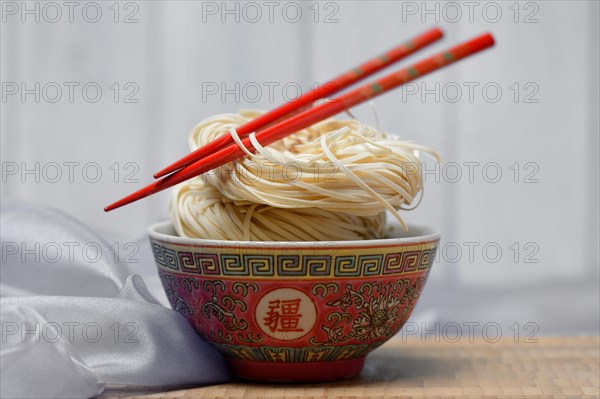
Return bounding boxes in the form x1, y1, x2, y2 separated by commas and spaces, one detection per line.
151, 240, 438, 279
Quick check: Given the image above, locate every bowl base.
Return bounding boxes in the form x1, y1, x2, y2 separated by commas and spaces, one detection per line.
227, 357, 366, 383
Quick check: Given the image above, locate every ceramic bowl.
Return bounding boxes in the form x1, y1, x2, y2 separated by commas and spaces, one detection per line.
149, 222, 440, 382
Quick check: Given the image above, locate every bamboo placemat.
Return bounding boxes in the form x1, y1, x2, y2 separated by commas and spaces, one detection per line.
100, 336, 600, 399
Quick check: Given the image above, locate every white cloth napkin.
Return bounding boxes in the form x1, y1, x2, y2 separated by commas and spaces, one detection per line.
0, 202, 231, 398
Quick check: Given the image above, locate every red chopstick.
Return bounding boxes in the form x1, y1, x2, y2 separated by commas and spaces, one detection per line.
153, 27, 444, 179
105, 33, 494, 212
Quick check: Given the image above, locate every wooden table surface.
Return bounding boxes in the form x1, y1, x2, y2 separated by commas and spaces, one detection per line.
100, 336, 600, 399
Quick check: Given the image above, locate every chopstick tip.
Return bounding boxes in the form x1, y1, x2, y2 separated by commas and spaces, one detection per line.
104, 201, 124, 212
484, 32, 496, 46
431, 26, 444, 37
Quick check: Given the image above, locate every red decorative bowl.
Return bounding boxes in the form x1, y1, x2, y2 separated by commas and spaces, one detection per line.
149, 222, 440, 382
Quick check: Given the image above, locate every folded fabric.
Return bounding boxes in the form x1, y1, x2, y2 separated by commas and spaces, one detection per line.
1, 202, 231, 398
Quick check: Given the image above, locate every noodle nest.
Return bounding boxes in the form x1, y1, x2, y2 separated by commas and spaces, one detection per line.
169, 110, 439, 241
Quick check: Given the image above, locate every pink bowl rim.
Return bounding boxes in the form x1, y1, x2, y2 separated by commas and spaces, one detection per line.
149, 221, 441, 249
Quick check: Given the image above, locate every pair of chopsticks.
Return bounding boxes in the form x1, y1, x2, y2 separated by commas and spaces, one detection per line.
105, 28, 494, 212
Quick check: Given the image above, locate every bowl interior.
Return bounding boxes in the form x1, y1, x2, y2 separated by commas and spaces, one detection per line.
149, 221, 440, 247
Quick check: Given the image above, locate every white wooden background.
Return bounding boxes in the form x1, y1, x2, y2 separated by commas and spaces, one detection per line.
2, 1, 598, 332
